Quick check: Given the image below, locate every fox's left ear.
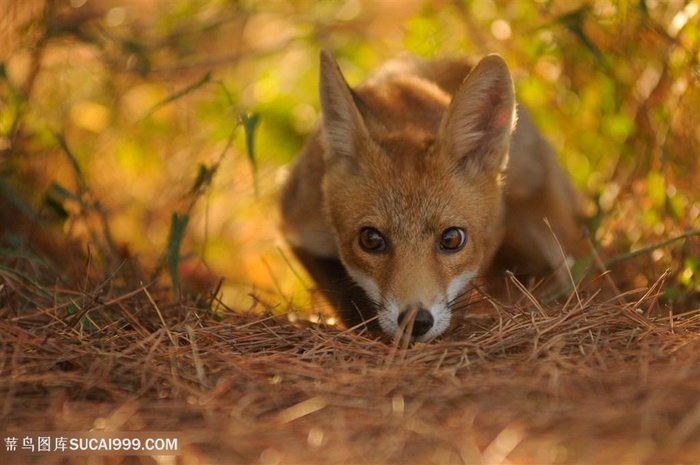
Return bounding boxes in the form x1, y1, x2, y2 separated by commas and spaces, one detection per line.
438, 54, 516, 175
318, 50, 373, 164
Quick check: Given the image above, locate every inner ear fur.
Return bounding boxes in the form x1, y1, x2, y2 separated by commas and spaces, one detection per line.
438, 54, 517, 175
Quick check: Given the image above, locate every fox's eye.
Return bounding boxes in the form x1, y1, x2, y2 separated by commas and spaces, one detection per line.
439, 227, 467, 252
359, 227, 387, 253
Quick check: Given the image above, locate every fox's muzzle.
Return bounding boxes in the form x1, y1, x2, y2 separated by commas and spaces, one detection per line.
397, 305, 434, 338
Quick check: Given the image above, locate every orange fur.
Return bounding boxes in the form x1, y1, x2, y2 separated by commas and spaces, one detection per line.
280, 51, 583, 341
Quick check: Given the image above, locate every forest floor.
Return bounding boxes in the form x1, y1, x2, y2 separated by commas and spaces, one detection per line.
1, 250, 699, 465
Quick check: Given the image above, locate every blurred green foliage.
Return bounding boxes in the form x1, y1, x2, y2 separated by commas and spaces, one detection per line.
0, 0, 698, 310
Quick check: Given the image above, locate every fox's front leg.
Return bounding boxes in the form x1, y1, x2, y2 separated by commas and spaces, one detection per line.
290, 246, 380, 332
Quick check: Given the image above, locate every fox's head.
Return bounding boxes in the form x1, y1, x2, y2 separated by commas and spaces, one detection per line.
319, 51, 516, 342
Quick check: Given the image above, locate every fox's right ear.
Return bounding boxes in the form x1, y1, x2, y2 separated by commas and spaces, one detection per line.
319, 50, 372, 163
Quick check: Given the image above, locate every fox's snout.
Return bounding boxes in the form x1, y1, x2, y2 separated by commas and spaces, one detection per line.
397, 305, 435, 338
379, 296, 452, 342
349, 258, 477, 342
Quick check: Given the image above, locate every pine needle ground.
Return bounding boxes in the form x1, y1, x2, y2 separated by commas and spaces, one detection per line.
1, 257, 698, 465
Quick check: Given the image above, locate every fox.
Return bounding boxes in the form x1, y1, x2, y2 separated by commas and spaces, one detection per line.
279, 50, 583, 342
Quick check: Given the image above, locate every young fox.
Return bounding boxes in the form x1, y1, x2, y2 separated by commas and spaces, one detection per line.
280, 51, 583, 342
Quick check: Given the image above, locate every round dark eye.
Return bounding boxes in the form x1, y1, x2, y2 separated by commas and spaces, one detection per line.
439, 227, 466, 252
359, 227, 387, 253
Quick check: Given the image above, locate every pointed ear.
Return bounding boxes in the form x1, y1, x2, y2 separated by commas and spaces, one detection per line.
438, 54, 516, 175
319, 50, 372, 163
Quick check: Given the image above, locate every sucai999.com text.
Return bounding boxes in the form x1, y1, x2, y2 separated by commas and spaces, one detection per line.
2, 432, 180, 456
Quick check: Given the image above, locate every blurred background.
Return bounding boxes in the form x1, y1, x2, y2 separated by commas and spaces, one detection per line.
1, 0, 698, 314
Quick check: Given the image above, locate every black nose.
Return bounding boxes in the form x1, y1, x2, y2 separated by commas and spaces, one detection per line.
398, 308, 434, 337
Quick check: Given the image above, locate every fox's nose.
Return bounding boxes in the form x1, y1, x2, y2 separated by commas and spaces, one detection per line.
398, 307, 434, 337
